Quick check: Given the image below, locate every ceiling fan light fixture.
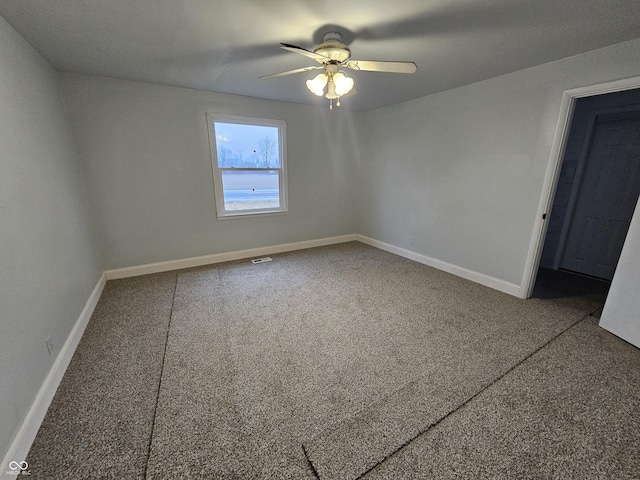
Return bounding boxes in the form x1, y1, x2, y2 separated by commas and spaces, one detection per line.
306, 73, 328, 96
262, 30, 417, 110
333, 71, 354, 96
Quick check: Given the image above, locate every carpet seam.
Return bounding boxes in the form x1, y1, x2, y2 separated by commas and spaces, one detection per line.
302, 443, 321, 479
305, 304, 566, 446
352, 310, 598, 480
143, 273, 179, 480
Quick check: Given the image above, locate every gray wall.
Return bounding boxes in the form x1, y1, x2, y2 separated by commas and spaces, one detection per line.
0, 17, 103, 462
358, 38, 640, 287
59, 74, 360, 269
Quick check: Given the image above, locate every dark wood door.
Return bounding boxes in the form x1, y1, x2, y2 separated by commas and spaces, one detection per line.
560, 112, 640, 280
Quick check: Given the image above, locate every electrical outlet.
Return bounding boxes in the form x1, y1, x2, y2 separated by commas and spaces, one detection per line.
45, 336, 53, 356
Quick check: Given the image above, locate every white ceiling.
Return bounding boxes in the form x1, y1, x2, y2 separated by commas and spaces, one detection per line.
1, 0, 640, 111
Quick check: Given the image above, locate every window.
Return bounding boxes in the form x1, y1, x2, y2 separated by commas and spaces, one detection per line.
207, 114, 287, 218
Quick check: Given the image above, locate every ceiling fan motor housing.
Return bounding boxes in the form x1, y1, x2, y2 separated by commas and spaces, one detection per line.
314, 32, 351, 62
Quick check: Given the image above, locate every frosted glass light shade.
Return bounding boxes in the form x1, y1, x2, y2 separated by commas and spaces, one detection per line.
306, 73, 328, 96
333, 72, 354, 96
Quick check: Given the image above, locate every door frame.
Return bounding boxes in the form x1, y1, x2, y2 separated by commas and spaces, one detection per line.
521, 76, 640, 298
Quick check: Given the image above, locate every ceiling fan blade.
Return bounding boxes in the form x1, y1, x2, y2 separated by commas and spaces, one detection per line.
280, 43, 328, 63
346, 60, 417, 74
259, 65, 323, 80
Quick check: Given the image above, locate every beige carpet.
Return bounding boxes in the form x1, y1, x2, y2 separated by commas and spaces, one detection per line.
26, 242, 639, 479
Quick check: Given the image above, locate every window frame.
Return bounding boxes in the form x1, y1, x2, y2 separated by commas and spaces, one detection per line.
207, 113, 288, 219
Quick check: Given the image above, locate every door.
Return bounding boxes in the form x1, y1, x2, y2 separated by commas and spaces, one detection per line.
560, 111, 640, 280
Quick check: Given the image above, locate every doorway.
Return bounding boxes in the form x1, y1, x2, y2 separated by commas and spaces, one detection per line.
532, 88, 640, 301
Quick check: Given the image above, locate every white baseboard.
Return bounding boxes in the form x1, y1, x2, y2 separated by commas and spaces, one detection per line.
1, 274, 106, 479
105, 234, 358, 280
356, 235, 523, 298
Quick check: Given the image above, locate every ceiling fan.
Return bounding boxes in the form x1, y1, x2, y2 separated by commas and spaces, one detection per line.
260, 31, 417, 109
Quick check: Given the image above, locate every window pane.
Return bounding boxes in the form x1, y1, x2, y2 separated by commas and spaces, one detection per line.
214, 122, 280, 168
221, 170, 280, 211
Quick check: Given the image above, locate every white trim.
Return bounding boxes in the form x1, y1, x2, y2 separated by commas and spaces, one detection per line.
105, 234, 357, 279
520, 91, 575, 299
356, 235, 521, 297
521, 75, 640, 298
1, 274, 106, 480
